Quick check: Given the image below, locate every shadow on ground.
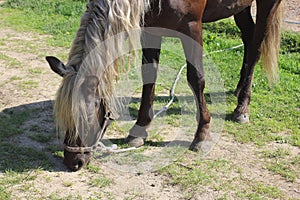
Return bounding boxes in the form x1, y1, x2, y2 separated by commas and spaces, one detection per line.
0, 100, 67, 172
0, 92, 228, 172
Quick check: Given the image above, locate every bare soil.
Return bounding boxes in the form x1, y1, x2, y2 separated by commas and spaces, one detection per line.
251, 0, 300, 32
0, 1, 299, 199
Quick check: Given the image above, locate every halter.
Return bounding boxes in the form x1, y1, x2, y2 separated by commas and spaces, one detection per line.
63, 111, 137, 154
63, 113, 112, 154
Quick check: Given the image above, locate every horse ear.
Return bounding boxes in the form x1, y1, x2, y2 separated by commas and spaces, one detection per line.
45, 56, 67, 77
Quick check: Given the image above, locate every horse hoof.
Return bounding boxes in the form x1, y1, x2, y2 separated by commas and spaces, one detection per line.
189, 139, 213, 154
232, 112, 249, 124
124, 135, 145, 147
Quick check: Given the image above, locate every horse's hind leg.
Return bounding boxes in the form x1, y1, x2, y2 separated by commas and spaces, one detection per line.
180, 21, 211, 152
234, 6, 255, 97
125, 32, 162, 147
232, 0, 282, 123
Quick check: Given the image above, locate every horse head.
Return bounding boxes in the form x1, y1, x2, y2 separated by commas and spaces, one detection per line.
46, 56, 110, 171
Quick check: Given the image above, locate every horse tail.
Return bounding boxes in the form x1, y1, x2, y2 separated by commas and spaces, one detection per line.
260, 1, 284, 85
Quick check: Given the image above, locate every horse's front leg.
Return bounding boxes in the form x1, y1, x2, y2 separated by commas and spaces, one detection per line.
181, 21, 211, 152
125, 32, 162, 147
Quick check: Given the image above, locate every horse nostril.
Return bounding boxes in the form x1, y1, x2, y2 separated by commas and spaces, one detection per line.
73, 158, 85, 171
77, 159, 84, 169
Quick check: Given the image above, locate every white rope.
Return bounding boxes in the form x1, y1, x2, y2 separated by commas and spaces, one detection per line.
285, 20, 300, 25
95, 142, 137, 153
154, 43, 244, 118
203, 44, 244, 56
154, 63, 186, 118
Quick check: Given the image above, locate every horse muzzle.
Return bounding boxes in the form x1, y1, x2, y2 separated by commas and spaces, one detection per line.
63, 150, 92, 171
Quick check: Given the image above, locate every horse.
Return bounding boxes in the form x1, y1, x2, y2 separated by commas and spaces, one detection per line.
46, 0, 283, 171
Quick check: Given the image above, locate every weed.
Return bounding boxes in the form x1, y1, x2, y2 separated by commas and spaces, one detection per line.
0, 187, 11, 200
239, 182, 285, 199
52, 151, 64, 159
28, 68, 44, 75
0, 53, 22, 68
260, 147, 290, 158
9, 76, 22, 81
62, 181, 73, 187
89, 176, 111, 188
19, 80, 39, 89
87, 164, 101, 173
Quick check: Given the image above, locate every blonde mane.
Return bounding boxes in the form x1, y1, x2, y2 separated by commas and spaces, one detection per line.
55, 0, 152, 145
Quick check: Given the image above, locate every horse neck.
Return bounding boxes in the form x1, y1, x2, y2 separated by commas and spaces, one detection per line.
67, 1, 109, 70
60, 0, 149, 147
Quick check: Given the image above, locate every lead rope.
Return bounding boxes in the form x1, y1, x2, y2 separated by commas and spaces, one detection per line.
94, 115, 138, 153
154, 43, 244, 118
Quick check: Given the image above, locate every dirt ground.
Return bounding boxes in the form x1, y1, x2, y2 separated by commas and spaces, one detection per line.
251, 0, 300, 32
0, 1, 299, 199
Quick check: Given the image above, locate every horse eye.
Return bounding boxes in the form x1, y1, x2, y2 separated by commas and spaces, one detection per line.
95, 99, 100, 107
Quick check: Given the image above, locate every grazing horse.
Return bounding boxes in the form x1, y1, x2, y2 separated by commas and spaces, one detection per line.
46, 0, 283, 171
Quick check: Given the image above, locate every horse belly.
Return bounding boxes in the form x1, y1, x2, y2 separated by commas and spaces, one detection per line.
203, 0, 253, 22
143, 0, 205, 37
143, 7, 185, 37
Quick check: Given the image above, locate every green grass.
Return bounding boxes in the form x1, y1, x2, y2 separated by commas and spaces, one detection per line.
161, 156, 286, 199
259, 148, 300, 182
52, 150, 64, 159
88, 176, 111, 188
236, 182, 285, 199
29, 133, 54, 143
28, 67, 44, 75
9, 76, 22, 81
0, 170, 40, 199
0, 186, 11, 200
0, 53, 22, 68
163, 159, 232, 190
0, 109, 31, 141
19, 80, 39, 89
1, 0, 86, 47
86, 164, 101, 173
0, 106, 54, 197
0, 143, 52, 172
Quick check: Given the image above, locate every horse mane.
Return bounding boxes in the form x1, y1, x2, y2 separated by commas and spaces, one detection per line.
55, 0, 152, 144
